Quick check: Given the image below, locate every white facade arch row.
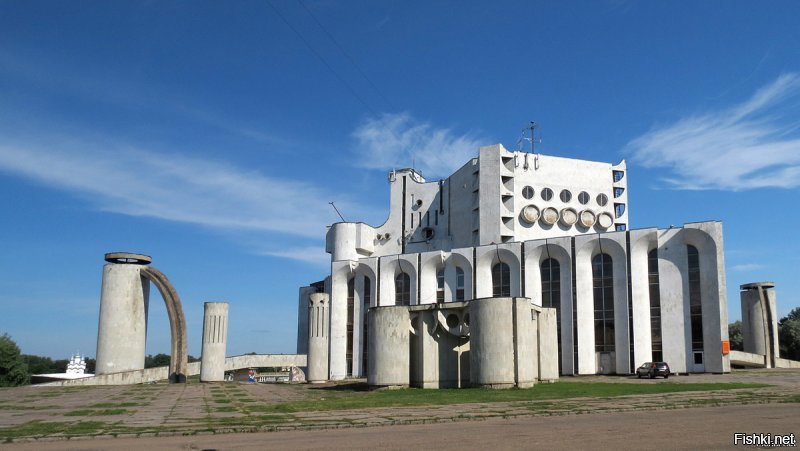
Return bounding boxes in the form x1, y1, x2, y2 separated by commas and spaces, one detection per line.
351, 259, 377, 378
474, 242, 522, 298
683, 222, 729, 374
523, 236, 574, 374
378, 254, 419, 306
628, 228, 658, 368
574, 232, 629, 375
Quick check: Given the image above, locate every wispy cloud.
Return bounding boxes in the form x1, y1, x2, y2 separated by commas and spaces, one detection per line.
256, 246, 330, 266
626, 73, 800, 190
352, 112, 485, 179
730, 263, 766, 272
0, 134, 350, 240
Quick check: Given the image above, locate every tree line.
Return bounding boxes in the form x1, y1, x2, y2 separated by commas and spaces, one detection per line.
0, 333, 198, 387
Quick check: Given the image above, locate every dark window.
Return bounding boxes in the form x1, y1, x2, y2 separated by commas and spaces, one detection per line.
492, 262, 511, 297
615, 224, 627, 232
522, 186, 535, 199
596, 193, 608, 206
592, 253, 615, 353
436, 269, 445, 304
614, 187, 625, 198
541, 188, 554, 201
395, 272, 411, 306
578, 191, 590, 205
614, 203, 626, 218
687, 245, 703, 351
559, 189, 572, 203
362, 277, 371, 375
541, 258, 562, 373
456, 267, 465, 301
648, 249, 663, 361
346, 278, 354, 376
613, 170, 625, 182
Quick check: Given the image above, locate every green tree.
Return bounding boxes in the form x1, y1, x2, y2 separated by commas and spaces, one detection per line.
144, 353, 171, 368
728, 321, 743, 351
0, 333, 30, 387
779, 307, 800, 361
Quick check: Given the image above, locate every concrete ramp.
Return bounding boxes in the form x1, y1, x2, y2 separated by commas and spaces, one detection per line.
729, 350, 766, 368
43, 354, 307, 386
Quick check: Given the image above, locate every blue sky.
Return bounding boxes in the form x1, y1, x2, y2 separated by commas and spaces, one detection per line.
1, 1, 799, 359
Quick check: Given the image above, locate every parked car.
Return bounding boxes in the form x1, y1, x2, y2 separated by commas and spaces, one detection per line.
636, 362, 670, 379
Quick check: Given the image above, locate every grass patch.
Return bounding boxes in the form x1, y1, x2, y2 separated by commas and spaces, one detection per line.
64, 409, 131, 417
257, 382, 768, 413
0, 421, 107, 441
89, 402, 140, 408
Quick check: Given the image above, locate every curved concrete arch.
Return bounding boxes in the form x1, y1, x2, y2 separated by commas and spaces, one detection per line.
475, 243, 522, 298
446, 251, 473, 302
419, 251, 445, 305
628, 228, 659, 368
139, 266, 188, 383
379, 255, 418, 306
574, 234, 629, 375
682, 222, 729, 374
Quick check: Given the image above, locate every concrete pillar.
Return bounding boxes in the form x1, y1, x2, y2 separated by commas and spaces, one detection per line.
200, 302, 229, 382
307, 293, 330, 383
368, 306, 410, 387
515, 300, 537, 388
538, 307, 560, 382
95, 253, 151, 376
411, 310, 440, 388
741, 282, 779, 368
469, 297, 516, 388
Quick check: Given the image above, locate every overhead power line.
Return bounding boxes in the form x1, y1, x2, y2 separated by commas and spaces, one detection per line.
297, 0, 396, 112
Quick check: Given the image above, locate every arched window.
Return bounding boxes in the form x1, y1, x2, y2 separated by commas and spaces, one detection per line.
436, 269, 445, 304
687, 245, 703, 351
395, 272, 411, 306
648, 249, 662, 362
592, 253, 614, 352
541, 258, 562, 373
492, 262, 511, 297
346, 278, 354, 376
362, 276, 371, 375
455, 267, 465, 301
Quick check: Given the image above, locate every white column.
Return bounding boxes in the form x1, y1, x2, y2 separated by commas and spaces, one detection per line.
200, 302, 229, 382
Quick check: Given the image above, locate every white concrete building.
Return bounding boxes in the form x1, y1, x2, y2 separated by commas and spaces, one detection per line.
297, 143, 731, 381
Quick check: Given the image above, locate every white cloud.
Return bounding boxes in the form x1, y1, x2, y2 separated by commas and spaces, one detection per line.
0, 135, 349, 240
626, 73, 800, 190
730, 263, 766, 272
257, 246, 330, 267
352, 112, 485, 179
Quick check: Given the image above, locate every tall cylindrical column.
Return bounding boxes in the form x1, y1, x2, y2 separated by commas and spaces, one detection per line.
368, 306, 410, 387
95, 253, 151, 375
470, 297, 515, 388
307, 293, 330, 383
741, 282, 778, 368
200, 302, 229, 382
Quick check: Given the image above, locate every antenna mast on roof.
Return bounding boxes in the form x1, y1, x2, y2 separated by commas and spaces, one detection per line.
518, 121, 542, 170
329, 202, 346, 222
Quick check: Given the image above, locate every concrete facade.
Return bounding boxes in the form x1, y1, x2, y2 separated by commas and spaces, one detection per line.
200, 302, 229, 382
299, 144, 731, 383
740, 282, 779, 368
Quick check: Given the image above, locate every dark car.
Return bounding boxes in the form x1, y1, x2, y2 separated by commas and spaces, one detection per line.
636, 362, 670, 379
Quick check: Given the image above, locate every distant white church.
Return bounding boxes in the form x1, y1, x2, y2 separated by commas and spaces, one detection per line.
297, 143, 730, 385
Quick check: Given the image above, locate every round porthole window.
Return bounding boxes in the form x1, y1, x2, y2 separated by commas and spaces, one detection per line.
560, 189, 572, 203
579, 209, 596, 227
596, 193, 608, 206
560, 207, 577, 226
522, 186, 535, 199
541, 207, 559, 225
578, 191, 590, 205
597, 212, 614, 229
541, 187, 554, 201
520, 205, 540, 224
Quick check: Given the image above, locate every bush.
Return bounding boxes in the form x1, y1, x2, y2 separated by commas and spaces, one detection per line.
0, 333, 30, 387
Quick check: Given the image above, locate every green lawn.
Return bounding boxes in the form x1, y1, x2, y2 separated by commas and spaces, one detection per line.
264, 382, 768, 413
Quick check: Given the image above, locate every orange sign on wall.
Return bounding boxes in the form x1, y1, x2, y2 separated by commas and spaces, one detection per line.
721, 340, 730, 355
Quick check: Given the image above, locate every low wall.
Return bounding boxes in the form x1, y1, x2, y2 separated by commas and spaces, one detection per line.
776, 357, 800, 369
43, 354, 306, 386
729, 350, 766, 368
